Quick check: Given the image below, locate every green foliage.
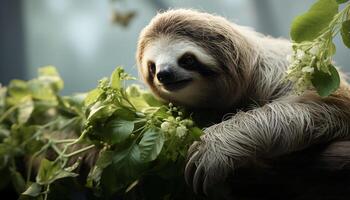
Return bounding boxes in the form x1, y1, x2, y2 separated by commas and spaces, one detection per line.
337, 0, 349, 3
290, 0, 338, 42
36, 159, 78, 185
139, 128, 165, 162
311, 64, 340, 97
0, 66, 203, 199
287, 0, 350, 96
341, 20, 350, 48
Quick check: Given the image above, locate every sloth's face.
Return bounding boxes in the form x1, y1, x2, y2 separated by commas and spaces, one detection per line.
140, 37, 223, 108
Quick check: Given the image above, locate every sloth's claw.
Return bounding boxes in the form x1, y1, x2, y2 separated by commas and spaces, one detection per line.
193, 162, 205, 194
185, 136, 233, 197
184, 150, 199, 186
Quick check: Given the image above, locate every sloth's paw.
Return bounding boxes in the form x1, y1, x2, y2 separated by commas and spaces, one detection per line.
184, 135, 234, 196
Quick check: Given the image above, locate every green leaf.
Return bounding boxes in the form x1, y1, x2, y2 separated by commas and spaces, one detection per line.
36, 159, 59, 184
336, 0, 349, 3
142, 93, 164, 107
7, 80, 31, 105
28, 80, 57, 102
139, 128, 164, 162
341, 20, 350, 48
84, 88, 103, 106
311, 64, 340, 97
38, 66, 64, 92
290, 0, 338, 42
11, 169, 26, 194
189, 127, 203, 139
104, 119, 134, 145
100, 145, 146, 195
110, 67, 124, 89
22, 183, 42, 197
114, 108, 137, 121
87, 102, 116, 121
36, 159, 78, 185
17, 97, 34, 124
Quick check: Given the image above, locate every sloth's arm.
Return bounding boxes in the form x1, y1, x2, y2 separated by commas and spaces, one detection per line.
185, 92, 350, 194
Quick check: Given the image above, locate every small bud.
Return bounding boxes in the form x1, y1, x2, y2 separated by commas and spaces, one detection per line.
296, 49, 305, 59
176, 126, 188, 138
167, 116, 175, 121
309, 46, 319, 55
161, 122, 171, 131
301, 66, 314, 73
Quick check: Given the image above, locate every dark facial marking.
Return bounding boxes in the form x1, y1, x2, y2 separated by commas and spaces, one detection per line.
146, 61, 156, 88
147, 61, 156, 77
177, 52, 217, 76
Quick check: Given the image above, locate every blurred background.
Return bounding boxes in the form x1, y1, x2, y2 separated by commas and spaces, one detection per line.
1, 0, 349, 94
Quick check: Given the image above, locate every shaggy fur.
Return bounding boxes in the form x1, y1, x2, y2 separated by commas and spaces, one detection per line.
136, 9, 350, 195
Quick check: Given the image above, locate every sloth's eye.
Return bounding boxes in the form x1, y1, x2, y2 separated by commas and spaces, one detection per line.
178, 53, 196, 67
148, 61, 156, 75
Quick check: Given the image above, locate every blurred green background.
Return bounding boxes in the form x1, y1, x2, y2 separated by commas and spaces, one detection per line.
1, 0, 349, 94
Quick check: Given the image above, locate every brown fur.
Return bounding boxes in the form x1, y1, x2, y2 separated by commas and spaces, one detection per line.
137, 9, 350, 197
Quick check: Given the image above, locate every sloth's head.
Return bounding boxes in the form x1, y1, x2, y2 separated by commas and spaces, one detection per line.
136, 9, 257, 110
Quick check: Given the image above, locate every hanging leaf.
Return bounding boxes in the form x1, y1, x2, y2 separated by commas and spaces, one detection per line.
100, 145, 145, 196
311, 64, 340, 97
139, 128, 164, 162
341, 20, 350, 48
290, 0, 338, 42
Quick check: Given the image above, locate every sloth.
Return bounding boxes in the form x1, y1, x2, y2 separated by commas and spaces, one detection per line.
136, 9, 350, 195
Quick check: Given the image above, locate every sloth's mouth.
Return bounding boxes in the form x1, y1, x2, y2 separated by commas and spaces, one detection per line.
159, 79, 192, 91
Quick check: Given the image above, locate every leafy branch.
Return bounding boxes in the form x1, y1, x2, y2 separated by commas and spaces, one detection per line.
0, 66, 202, 199
287, 0, 350, 96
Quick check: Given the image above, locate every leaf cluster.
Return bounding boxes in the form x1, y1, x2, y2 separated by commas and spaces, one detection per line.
0, 66, 203, 200
287, 0, 350, 96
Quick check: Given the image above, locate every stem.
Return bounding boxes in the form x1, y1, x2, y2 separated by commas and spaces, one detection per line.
54, 129, 89, 163
43, 184, 50, 200
63, 145, 95, 157
52, 139, 77, 144
21, 118, 60, 147
51, 144, 63, 155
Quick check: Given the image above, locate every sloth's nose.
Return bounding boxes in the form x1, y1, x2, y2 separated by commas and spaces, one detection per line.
157, 67, 175, 84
